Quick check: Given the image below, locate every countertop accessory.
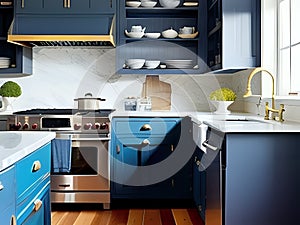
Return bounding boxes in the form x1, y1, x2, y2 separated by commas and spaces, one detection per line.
137, 97, 152, 111
125, 58, 146, 69
159, 0, 180, 8
124, 97, 137, 111
210, 100, 234, 114
126, 1, 142, 7
161, 28, 178, 38
141, 0, 157, 8
243, 67, 285, 122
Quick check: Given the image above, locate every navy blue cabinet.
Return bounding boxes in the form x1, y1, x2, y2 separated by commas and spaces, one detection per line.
116, 0, 260, 74
0, 4, 32, 77
16, 0, 115, 14
111, 117, 194, 199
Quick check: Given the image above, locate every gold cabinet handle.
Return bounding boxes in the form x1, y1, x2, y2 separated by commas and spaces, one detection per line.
68, 0, 71, 8
0, 183, 3, 191
140, 124, 152, 131
34, 199, 43, 212
32, 160, 41, 172
171, 144, 174, 152
11, 215, 16, 225
21, 0, 25, 8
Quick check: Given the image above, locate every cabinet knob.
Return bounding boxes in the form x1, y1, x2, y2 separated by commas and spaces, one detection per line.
140, 124, 152, 131
116, 145, 121, 154
32, 160, 41, 172
34, 199, 43, 212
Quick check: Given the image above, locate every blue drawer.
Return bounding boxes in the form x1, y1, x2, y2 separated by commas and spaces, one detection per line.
113, 118, 181, 136
0, 166, 15, 212
16, 143, 51, 199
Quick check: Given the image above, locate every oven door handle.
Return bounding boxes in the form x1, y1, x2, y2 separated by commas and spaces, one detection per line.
71, 137, 110, 141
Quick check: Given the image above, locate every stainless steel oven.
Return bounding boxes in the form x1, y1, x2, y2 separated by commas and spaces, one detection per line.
7, 108, 114, 209
51, 133, 110, 208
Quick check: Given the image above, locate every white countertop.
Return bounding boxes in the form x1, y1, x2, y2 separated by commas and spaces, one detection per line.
0, 131, 56, 171
190, 113, 300, 133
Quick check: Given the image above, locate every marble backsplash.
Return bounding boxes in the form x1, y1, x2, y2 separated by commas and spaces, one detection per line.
0, 47, 260, 113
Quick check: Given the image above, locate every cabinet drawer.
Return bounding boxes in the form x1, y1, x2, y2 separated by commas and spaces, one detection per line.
114, 118, 181, 135
0, 166, 15, 212
16, 143, 51, 198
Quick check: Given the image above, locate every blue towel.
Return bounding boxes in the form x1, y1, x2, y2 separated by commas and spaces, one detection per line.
51, 138, 72, 173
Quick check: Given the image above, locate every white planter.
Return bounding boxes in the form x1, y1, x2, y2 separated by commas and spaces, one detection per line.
210, 101, 234, 114
2, 97, 17, 111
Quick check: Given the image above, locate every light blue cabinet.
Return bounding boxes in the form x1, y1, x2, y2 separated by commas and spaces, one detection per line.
111, 117, 194, 199
0, 166, 16, 225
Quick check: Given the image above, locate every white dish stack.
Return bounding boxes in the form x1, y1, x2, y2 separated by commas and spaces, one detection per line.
0, 57, 10, 69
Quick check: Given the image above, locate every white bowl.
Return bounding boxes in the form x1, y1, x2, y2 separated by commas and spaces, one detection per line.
125, 30, 144, 38
125, 59, 145, 69
145, 60, 160, 69
141, 0, 157, 8
161, 28, 178, 38
144, 32, 161, 38
159, 0, 180, 8
126, 1, 142, 7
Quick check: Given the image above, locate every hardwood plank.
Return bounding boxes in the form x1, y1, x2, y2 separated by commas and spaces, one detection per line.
73, 211, 97, 225
172, 209, 193, 225
143, 209, 162, 225
108, 209, 129, 225
187, 209, 204, 225
55, 211, 81, 225
160, 209, 176, 225
51, 211, 67, 225
127, 209, 144, 225
90, 210, 112, 225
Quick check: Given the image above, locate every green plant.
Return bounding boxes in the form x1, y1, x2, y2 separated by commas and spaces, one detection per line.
0, 81, 22, 97
209, 87, 237, 101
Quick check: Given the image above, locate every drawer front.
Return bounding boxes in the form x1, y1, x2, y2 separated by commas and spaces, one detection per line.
16, 143, 51, 198
0, 166, 15, 212
114, 118, 181, 135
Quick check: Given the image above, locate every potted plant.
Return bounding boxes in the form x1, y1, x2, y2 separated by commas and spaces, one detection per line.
0, 81, 22, 111
209, 87, 237, 114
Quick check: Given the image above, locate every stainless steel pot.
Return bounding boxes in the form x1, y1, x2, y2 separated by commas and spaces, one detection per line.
74, 93, 106, 110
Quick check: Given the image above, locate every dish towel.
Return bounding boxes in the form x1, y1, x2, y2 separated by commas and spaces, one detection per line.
51, 137, 72, 173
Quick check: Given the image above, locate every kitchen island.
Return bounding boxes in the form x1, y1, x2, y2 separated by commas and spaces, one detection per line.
0, 131, 55, 225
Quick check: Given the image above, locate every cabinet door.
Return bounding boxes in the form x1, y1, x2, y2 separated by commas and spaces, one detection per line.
15, 0, 44, 13
90, 0, 115, 13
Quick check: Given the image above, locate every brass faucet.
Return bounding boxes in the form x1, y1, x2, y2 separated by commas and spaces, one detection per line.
243, 67, 285, 122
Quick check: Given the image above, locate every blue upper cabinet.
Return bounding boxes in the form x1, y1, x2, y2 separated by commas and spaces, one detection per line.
0, 4, 32, 77
116, 0, 260, 75
16, 0, 115, 14
207, 0, 261, 72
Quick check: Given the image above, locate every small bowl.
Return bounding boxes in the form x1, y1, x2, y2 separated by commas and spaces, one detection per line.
125, 59, 145, 69
145, 60, 160, 69
144, 33, 161, 39
159, 0, 180, 8
161, 28, 178, 38
141, 0, 157, 8
126, 1, 142, 7
125, 30, 144, 38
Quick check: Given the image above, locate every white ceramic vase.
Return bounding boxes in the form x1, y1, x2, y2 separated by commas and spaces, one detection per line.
2, 97, 17, 111
210, 101, 234, 114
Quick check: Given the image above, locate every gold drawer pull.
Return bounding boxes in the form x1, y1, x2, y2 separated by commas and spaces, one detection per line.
140, 124, 152, 131
32, 160, 41, 172
11, 215, 16, 225
34, 199, 43, 211
0, 183, 4, 191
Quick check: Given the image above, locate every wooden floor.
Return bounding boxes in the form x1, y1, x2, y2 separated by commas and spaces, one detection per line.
51, 203, 204, 225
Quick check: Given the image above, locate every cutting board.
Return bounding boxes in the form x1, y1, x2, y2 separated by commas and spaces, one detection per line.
142, 75, 171, 111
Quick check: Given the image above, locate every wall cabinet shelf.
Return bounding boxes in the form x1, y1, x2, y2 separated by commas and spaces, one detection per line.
0, 4, 32, 77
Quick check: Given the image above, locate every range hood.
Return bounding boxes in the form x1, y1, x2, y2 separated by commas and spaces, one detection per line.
8, 15, 116, 47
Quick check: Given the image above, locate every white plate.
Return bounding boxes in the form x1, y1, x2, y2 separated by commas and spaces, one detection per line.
144, 33, 161, 38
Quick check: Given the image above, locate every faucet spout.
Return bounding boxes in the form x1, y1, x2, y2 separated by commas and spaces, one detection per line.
244, 67, 284, 121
